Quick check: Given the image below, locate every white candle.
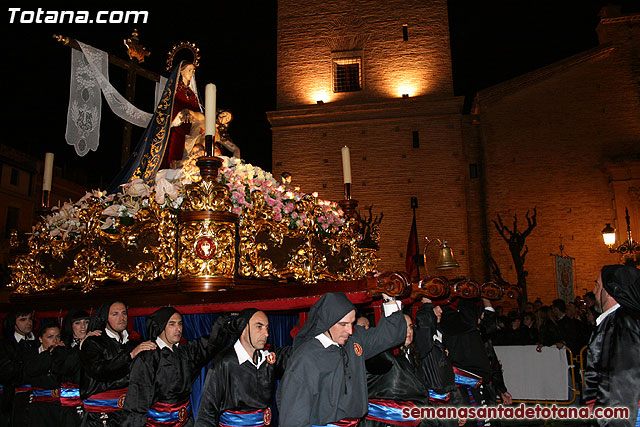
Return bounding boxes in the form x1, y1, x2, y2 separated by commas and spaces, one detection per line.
341, 146, 352, 184
205, 83, 217, 137
43, 153, 54, 192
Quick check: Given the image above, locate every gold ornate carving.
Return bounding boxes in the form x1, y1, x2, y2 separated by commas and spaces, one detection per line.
166, 41, 201, 71
178, 219, 236, 279
9, 192, 177, 293
123, 29, 150, 63
9, 156, 381, 293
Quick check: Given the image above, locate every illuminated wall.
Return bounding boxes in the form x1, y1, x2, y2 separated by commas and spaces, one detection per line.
276, 0, 454, 109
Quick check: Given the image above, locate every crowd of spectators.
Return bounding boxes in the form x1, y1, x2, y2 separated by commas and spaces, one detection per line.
492, 293, 599, 355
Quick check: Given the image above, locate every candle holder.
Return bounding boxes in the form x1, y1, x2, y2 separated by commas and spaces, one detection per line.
204, 134, 214, 158
36, 188, 53, 216
343, 183, 352, 201
338, 198, 359, 218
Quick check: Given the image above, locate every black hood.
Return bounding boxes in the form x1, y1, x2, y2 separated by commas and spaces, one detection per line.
293, 293, 355, 349
601, 265, 640, 312
226, 308, 259, 343
146, 307, 179, 341
88, 300, 120, 332
61, 309, 90, 346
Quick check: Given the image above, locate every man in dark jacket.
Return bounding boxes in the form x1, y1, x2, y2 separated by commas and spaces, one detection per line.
583, 265, 639, 427
276, 292, 406, 427
80, 301, 156, 427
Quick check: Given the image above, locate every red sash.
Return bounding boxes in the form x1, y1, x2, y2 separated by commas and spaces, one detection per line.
59, 382, 82, 407
83, 387, 128, 413
146, 398, 191, 427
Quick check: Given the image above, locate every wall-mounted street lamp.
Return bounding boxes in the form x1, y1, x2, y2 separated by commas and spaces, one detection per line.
602, 207, 640, 265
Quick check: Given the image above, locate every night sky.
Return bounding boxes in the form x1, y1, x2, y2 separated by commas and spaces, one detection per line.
5, 0, 638, 190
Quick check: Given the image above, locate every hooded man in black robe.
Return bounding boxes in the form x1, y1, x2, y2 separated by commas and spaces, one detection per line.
276, 292, 406, 427
194, 308, 291, 427
413, 299, 465, 427
121, 307, 229, 427
361, 312, 440, 427
583, 264, 640, 427
439, 298, 509, 427
80, 301, 156, 427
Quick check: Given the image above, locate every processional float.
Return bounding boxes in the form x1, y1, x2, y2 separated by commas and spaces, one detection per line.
8, 33, 519, 312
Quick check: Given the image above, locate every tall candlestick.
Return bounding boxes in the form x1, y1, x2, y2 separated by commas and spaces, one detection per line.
341, 146, 352, 184
205, 83, 217, 137
43, 153, 54, 191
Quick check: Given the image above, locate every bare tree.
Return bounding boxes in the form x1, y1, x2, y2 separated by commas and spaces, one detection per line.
490, 207, 537, 306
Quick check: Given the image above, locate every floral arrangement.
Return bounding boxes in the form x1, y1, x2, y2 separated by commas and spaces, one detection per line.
38, 156, 345, 241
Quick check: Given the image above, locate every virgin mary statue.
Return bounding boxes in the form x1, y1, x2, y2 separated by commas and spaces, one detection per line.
107, 60, 204, 193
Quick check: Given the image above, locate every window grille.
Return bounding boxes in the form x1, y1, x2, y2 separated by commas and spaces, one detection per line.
333, 57, 362, 92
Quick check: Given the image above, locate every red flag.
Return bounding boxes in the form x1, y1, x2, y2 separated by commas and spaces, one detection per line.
405, 213, 420, 280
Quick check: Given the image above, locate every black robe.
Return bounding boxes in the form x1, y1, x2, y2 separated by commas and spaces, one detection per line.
276, 304, 406, 427
440, 302, 500, 427
121, 328, 226, 427
194, 343, 291, 427
0, 334, 37, 427
413, 304, 456, 395
79, 331, 139, 427
51, 343, 84, 427
361, 348, 437, 427
583, 306, 640, 427
22, 346, 61, 427
440, 306, 491, 382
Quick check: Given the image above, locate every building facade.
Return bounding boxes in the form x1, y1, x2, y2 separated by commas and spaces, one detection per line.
269, 1, 639, 302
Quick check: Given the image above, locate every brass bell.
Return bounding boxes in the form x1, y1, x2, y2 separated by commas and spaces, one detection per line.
436, 241, 460, 269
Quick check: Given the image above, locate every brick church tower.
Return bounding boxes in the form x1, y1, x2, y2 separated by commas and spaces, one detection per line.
268, 0, 475, 278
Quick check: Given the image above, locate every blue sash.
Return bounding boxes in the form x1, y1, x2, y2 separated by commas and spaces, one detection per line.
147, 402, 191, 423
60, 387, 80, 398
219, 409, 266, 427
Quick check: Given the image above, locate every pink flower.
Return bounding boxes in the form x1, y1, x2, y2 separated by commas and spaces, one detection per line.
274, 212, 282, 221
232, 206, 242, 215
284, 202, 295, 214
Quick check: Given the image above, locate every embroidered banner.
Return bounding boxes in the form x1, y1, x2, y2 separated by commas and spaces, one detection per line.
554, 255, 575, 302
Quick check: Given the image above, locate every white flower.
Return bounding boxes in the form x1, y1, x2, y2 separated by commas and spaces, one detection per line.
122, 179, 150, 198
101, 217, 115, 230
102, 205, 122, 217
155, 178, 179, 206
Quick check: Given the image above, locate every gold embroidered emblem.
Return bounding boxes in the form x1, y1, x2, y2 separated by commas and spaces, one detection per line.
263, 407, 272, 425
353, 343, 363, 357
178, 406, 187, 422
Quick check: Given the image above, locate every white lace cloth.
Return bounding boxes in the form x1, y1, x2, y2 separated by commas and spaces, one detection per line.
65, 42, 164, 156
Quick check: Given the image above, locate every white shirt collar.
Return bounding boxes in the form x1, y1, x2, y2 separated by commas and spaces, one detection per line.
14, 331, 34, 342
596, 303, 620, 326
234, 339, 267, 368
155, 336, 179, 351
38, 345, 46, 353
315, 332, 339, 348
105, 327, 129, 344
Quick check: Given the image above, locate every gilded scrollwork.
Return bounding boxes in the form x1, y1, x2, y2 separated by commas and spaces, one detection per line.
9, 157, 381, 293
